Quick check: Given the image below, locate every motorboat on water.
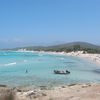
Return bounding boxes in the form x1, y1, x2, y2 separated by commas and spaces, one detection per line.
54, 70, 70, 75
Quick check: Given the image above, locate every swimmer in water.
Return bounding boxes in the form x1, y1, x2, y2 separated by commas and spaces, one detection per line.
26, 69, 28, 73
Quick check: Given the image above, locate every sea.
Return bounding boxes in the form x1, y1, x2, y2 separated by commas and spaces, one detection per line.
0, 51, 100, 88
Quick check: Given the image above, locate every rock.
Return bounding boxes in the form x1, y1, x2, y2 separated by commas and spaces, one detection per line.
0, 85, 7, 87
17, 89, 22, 92
40, 86, 47, 90
81, 84, 88, 88
61, 86, 66, 88
68, 84, 76, 86
42, 93, 47, 96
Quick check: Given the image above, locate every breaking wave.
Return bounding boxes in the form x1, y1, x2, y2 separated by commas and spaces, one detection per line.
4, 62, 17, 66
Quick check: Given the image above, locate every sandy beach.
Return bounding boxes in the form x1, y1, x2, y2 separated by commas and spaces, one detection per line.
38, 51, 100, 65
0, 83, 100, 100
17, 49, 100, 66
17, 83, 100, 100
64, 51, 100, 65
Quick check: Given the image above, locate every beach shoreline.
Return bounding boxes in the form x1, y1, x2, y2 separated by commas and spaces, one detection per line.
0, 83, 100, 100
39, 51, 100, 65
65, 51, 100, 65
1, 50, 100, 100
17, 49, 100, 65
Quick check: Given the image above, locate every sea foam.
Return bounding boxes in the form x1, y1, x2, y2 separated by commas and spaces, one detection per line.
4, 62, 17, 66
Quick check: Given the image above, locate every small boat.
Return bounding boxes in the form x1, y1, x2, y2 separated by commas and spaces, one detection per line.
54, 70, 70, 74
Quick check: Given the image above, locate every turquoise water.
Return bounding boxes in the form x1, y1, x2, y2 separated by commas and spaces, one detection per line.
0, 51, 100, 87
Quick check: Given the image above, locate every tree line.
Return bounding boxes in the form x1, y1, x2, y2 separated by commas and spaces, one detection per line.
22, 45, 100, 54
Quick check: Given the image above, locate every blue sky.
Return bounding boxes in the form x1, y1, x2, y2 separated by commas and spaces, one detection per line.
0, 0, 100, 48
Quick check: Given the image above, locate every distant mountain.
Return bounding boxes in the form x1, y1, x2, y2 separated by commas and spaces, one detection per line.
5, 42, 100, 53
47, 42, 100, 49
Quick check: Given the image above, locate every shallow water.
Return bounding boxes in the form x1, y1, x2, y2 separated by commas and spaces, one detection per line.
0, 51, 100, 88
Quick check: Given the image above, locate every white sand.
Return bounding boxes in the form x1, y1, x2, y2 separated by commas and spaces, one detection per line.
38, 51, 100, 65
16, 49, 100, 65
65, 51, 100, 65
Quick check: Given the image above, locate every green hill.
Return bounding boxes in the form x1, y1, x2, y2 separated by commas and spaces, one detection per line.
9, 42, 100, 53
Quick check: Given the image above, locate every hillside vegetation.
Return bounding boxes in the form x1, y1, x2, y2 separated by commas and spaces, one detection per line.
11, 42, 100, 54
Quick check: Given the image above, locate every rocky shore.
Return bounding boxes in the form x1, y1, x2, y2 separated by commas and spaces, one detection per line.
0, 83, 100, 100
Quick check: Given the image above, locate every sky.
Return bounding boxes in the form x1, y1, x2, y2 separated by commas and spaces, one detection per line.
0, 0, 100, 48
